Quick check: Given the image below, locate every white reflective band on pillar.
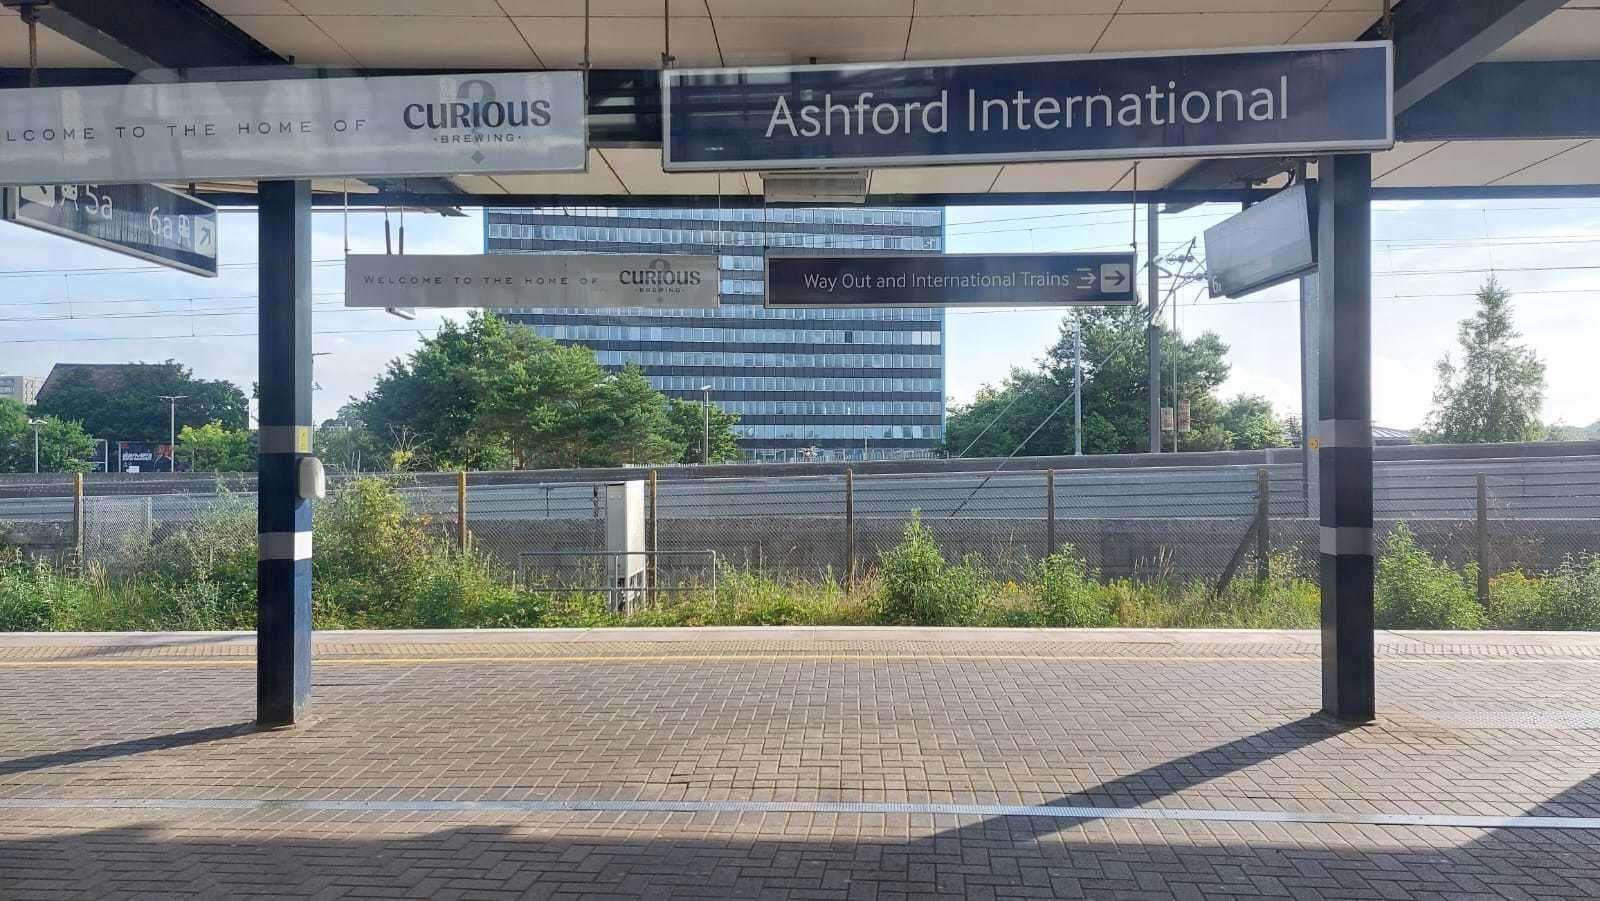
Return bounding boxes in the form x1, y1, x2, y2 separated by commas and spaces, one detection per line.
1320, 526, 1374, 556
258, 531, 313, 561
1316, 419, 1372, 449
258, 425, 312, 455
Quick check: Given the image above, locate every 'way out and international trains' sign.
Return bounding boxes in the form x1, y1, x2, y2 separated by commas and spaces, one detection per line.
664, 42, 1392, 171
0, 72, 585, 185
765, 253, 1138, 309
345, 254, 721, 310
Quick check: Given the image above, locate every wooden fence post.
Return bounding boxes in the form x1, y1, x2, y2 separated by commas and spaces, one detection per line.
1045, 469, 1056, 558
648, 468, 659, 595
845, 469, 856, 591
457, 470, 468, 554
1477, 473, 1490, 604
1256, 467, 1271, 584
72, 472, 84, 562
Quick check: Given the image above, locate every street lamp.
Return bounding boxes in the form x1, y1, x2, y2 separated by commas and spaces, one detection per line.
26, 418, 43, 473
699, 385, 712, 465
157, 395, 187, 472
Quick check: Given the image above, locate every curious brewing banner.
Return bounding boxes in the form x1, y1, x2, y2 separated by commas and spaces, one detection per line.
344, 254, 720, 310
0, 72, 585, 185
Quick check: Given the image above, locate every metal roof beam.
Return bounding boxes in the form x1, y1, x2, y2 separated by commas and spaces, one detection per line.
1383, 0, 1569, 113
179, 182, 1600, 212
11, 0, 284, 73
1164, 0, 1568, 209
1398, 61, 1600, 141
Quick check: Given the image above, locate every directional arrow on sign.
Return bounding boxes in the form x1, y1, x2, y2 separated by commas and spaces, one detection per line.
1074, 267, 1097, 289
195, 220, 215, 253
1105, 267, 1127, 288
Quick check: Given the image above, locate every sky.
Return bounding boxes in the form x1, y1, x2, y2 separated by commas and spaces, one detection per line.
0, 196, 1595, 433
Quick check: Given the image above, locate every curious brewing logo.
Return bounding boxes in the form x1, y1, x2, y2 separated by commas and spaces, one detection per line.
619, 258, 704, 294
401, 78, 554, 163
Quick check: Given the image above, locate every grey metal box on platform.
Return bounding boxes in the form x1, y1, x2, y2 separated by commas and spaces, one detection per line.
605, 481, 647, 613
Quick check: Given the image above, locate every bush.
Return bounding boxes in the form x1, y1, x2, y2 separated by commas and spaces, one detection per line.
1036, 547, 1115, 627
1487, 570, 1546, 629
0, 552, 64, 631
874, 516, 988, 626
1375, 524, 1485, 630
1537, 555, 1600, 630
1492, 556, 1600, 630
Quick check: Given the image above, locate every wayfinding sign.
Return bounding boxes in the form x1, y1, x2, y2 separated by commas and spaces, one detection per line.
765, 253, 1137, 309
0, 71, 585, 185
345, 254, 720, 310
664, 42, 1392, 171
3, 183, 217, 277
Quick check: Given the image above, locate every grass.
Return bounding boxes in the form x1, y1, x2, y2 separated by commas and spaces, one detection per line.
2, 478, 1597, 633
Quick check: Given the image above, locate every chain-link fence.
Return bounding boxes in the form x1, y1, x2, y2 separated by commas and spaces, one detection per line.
3, 451, 1598, 593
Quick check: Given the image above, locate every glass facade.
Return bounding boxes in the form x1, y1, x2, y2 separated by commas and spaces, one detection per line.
483, 206, 946, 461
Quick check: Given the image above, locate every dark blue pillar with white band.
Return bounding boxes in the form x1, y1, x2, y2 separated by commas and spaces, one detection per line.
256, 180, 314, 729
1316, 154, 1375, 723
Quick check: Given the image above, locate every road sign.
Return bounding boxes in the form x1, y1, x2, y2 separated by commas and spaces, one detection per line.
344, 254, 721, 310
665, 42, 1392, 171
764, 253, 1138, 309
3, 183, 217, 277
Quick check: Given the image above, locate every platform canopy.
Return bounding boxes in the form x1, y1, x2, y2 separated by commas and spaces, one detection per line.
1, 0, 1596, 205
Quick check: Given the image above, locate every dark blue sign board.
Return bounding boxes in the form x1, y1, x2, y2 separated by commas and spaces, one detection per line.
765, 253, 1137, 309
3, 183, 217, 277
665, 42, 1392, 171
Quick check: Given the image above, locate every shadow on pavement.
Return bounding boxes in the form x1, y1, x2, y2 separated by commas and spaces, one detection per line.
0, 723, 254, 777
2, 715, 1598, 896
3, 781, 1598, 899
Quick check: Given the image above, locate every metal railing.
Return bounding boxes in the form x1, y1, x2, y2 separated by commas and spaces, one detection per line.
518, 550, 719, 612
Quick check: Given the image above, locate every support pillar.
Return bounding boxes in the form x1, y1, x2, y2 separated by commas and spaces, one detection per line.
256, 180, 314, 729
1300, 272, 1321, 520
1316, 155, 1375, 723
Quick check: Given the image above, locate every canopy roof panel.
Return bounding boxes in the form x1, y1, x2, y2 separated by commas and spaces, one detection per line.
1, 0, 1595, 204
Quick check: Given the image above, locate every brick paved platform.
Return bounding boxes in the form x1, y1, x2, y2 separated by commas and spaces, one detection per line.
3, 627, 1599, 899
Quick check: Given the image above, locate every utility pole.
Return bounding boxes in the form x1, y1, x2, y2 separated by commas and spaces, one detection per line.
27, 418, 43, 473
157, 395, 187, 472
700, 384, 711, 464
1171, 287, 1180, 454
1073, 324, 1083, 456
1147, 203, 1161, 454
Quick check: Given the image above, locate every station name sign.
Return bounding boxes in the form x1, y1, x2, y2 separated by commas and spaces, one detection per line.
665, 42, 1392, 170
345, 254, 720, 310
0, 71, 585, 185
4, 183, 217, 277
765, 253, 1137, 309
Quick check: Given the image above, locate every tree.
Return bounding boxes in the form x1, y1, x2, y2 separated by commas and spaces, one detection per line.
0, 399, 95, 473
1545, 419, 1600, 442
589, 364, 681, 466
31, 361, 248, 441
1217, 394, 1291, 450
1421, 278, 1546, 444
354, 312, 700, 470
317, 409, 386, 473
178, 421, 255, 472
664, 397, 742, 464
944, 305, 1236, 457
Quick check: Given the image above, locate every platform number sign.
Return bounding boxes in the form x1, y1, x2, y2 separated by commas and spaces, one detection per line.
3, 183, 218, 277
